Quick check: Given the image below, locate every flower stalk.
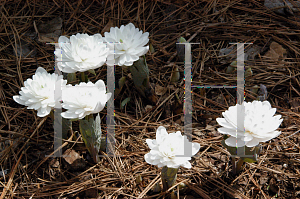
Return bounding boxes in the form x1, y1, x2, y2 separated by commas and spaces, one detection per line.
80, 72, 88, 83
236, 158, 244, 173
231, 156, 236, 175
67, 73, 77, 85
232, 157, 245, 175
161, 166, 179, 192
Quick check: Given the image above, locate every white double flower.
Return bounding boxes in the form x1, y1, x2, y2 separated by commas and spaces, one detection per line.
216, 100, 283, 147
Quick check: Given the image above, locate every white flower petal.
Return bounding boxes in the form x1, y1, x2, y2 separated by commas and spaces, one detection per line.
217, 127, 245, 137
241, 134, 253, 142
146, 139, 156, 149
13, 96, 25, 105
144, 153, 152, 164
192, 143, 200, 156
156, 126, 168, 144
181, 161, 192, 169
245, 138, 260, 147
216, 118, 236, 129
225, 136, 245, 147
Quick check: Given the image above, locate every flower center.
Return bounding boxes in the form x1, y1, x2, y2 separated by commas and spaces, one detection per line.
159, 143, 176, 159
77, 42, 91, 61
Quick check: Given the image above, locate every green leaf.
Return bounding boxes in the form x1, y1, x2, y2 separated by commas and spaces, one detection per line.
170, 65, 180, 83
178, 37, 187, 43
79, 114, 102, 163
118, 76, 126, 90
130, 56, 149, 97
226, 65, 235, 74
250, 85, 259, 94
258, 84, 267, 101
149, 43, 155, 53
121, 97, 131, 109
130, 56, 149, 87
226, 61, 237, 74
88, 69, 96, 76
245, 68, 253, 77
241, 157, 257, 163
230, 60, 237, 66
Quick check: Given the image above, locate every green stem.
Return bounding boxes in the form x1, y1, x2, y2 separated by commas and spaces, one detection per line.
67, 72, 77, 84
231, 156, 236, 175
161, 166, 179, 192
236, 158, 244, 173
80, 72, 85, 82
175, 93, 180, 102
232, 157, 244, 175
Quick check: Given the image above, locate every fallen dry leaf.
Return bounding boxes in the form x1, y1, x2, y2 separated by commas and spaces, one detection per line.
63, 149, 86, 170
155, 84, 167, 96
144, 105, 153, 112
36, 17, 62, 43
264, 0, 285, 15
264, 41, 287, 61
219, 45, 261, 63
268, 178, 280, 194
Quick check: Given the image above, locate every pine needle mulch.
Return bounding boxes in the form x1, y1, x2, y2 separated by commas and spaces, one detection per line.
1, 0, 300, 198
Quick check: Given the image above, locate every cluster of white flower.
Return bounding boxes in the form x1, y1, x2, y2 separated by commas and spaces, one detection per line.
13, 22, 284, 174
54, 23, 149, 72
14, 23, 149, 119
144, 100, 283, 169
13, 68, 111, 119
